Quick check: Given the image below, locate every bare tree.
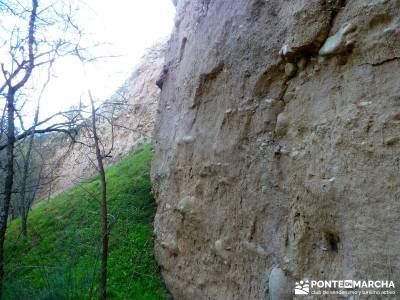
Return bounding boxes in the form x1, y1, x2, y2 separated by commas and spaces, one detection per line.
0, 1, 39, 293
0, 0, 87, 294
13, 136, 43, 236
89, 91, 109, 300
69, 78, 128, 299
12, 61, 51, 236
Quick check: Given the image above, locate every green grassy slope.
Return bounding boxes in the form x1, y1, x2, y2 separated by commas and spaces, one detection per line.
3, 145, 169, 300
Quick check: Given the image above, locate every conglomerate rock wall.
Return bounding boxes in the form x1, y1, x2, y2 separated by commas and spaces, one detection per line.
151, 1, 400, 299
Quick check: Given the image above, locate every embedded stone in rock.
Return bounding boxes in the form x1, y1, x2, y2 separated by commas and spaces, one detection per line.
268, 267, 291, 300
213, 239, 230, 261
181, 135, 195, 144
241, 240, 269, 257
214, 239, 224, 252
275, 112, 289, 137
161, 237, 179, 255
284, 63, 298, 78
279, 44, 297, 62
384, 136, 400, 146
175, 196, 196, 214
260, 98, 280, 110
319, 23, 357, 56
297, 57, 307, 71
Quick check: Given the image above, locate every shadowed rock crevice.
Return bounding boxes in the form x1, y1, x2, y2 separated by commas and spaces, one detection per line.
192, 62, 225, 108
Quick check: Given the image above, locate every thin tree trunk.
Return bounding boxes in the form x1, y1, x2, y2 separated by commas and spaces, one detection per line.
18, 138, 34, 237
0, 2, 37, 293
0, 91, 16, 297
21, 213, 28, 237
98, 158, 108, 300
89, 93, 108, 300
18, 86, 40, 237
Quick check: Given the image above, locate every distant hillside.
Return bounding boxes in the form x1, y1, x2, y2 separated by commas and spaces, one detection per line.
39, 41, 166, 199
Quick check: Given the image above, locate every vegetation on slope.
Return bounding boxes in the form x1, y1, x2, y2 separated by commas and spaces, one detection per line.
3, 145, 169, 299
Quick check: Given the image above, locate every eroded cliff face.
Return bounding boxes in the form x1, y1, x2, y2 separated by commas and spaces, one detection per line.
39, 41, 165, 199
151, 1, 400, 299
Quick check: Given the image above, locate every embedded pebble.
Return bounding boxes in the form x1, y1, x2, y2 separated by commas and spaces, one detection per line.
279, 44, 300, 62
357, 101, 371, 107
279, 44, 291, 57
384, 137, 400, 146
275, 112, 289, 137
161, 238, 179, 255
241, 241, 269, 257
215, 240, 224, 252
182, 135, 195, 143
176, 196, 195, 214
313, 64, 321, 72
214, 239, 230, 259
260, 98, 279, 109
318, 56, 327, 65
261, 185, 269, 194
297, 57, 307, 70
319, 23, 357, 56
383, 27, 395, 34
285, 63, 297, 77
279, 44, 295, 61
268, 267, 291, 300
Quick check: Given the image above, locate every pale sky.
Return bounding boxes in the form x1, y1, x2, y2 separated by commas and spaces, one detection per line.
43, 0, 175, 116
1, 0, 175, 123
